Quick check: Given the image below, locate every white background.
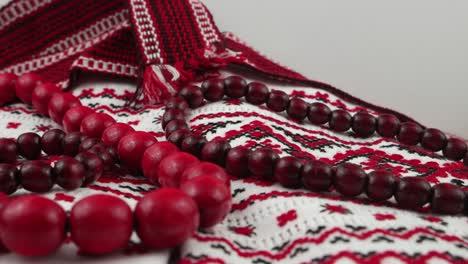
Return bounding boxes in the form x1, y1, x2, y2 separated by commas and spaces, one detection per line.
1, 0, 467, 137
203, 0, 468, 138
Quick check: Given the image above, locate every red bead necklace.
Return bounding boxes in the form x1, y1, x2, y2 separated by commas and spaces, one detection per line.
0, 72, 232, 257
160, 75, 468, 216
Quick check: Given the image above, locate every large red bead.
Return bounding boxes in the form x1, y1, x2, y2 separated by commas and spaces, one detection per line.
101, 122, 134, 148
307, 102, 331, 125
333, 163, 368, 197
41, 128, 65, 155
301, 160, 333, 191
48, 93, 81, 124
180, 162, 230, 187
420, 128, 447, 152
225, 146, 250, 178
165, 119, 188, 137
15, 72, 42, 105
181, 134, 207, 157
0, 138, 17, 163
117, 131, 157, 170
224, 76, 247, 99
248, 148, 279, 180
75, 152, 104, 186
366, 170, 396, 201
245, 82, 269, 105
266, 90, 289, 112
17, 132, 42, 159
162, 108, 186, 129
54, 156, 85, 190
0, 73, 17, 105
62, 106, 94, 133
395, 177, 431, 209
352, 112, 376, 138
157, 152, 199, 187
201, 78, 224, 102
0, 195, 66, 256
31, 82, 61, 115
135, 188, 199, 249
443, 138, 467, 161
431, 183, 465, 215
179, 85, 204, 108
181, 175, 231, 228
80, 112, 116, 139
397, 122, 423, 146
200, 140, 231, 166
287, 97, 308, 121
142, 142, 179, 184
70, 194, 133, 255
0, 164, 19, 194
20, 160, 55, 193
329, 109, 352, 132
376, 114, 400, 138
274, 156, 302, 188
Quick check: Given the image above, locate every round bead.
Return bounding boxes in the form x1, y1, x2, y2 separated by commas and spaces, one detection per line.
395, 177, 431, 209
179, 85, 204, 108
301, 160, 333, 191
135, 188, 199, 249
420, 128, 447, 152
224, 76, 247, 99
287, 97, 308, 121
376, 114, 400, 138
142, 142, 179, 184
397, 122, 423, 146
180, 162, 230, 187
274, 156, 302, 188
333, 163, 368, 197
54, 156, 85, 190
62, 132, 83, 156
15, 72, 42, 105
31, 82, 61, 115
16, 132, 41, 159
166, 96, 189, 112
181, 134, 207, 157
167, 129, 191, 147
162, 108, 185, 129
62, 106, 94, 133
201, 78, 224, 101
19, 160, 54, 193
88, 144, 114, 171
431, 183, 465, 215
0, 73, 17, 105
79, 137, 101, 152
225, 146, 250, 178
0, 195, 66, 256
329, 109, 352, 132
200, 140, 231, 166
366, 170, 397, 201
117, 131, 157, 170
180, 175, 231, 228
48, 93, 81, 124
41, 128, 65, 155
307, 102, 331, 125
157, 152, 199, 187
70, 194, 133, 255
165, 119, 189, 137
248, 148, 279, 180
74, 152, 104, 185
0, 138, 17, 163
245, 82, 269, 105
0, 164, 19, 194
80, 112, 116, 139
101, 122, 135, 148
266, 90, 289, 112
443, 138, 467, 161
352, 112, 376, 137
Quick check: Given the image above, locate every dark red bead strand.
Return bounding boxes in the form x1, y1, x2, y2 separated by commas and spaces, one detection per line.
329, 109, 352, 133
0, 138, 17, 163
248, 148, 279, 181
333, 163, 368, 197
74, 152, 104, 186
179, 85, 204, 108
274, 156, 302, 188
397, 122, 423, 146
200, 139, 231, 166
286, 97, 308, 121
245, 82, 269, 105
443, 138, 467, 161
16, 132, 42, 160
307, 102, 331, 125
224, 75, 247, 99
352, 112, 376, 138
41, 128, 65, 155
19, 160, 55, 193
54, 156, 86, 190
201, 78, 224, 102
162, 108, 186, 129
301, 160, 333, 192
431, 183, 465, 215
395, 177, 431, 209
181, 134, 207, 157
420, 128, 447, 152
266, 90, 289, 112
366, 170, 397, 201
376, 114, 400, 138
0, 164, 19, 194
225, 146, 250, 178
